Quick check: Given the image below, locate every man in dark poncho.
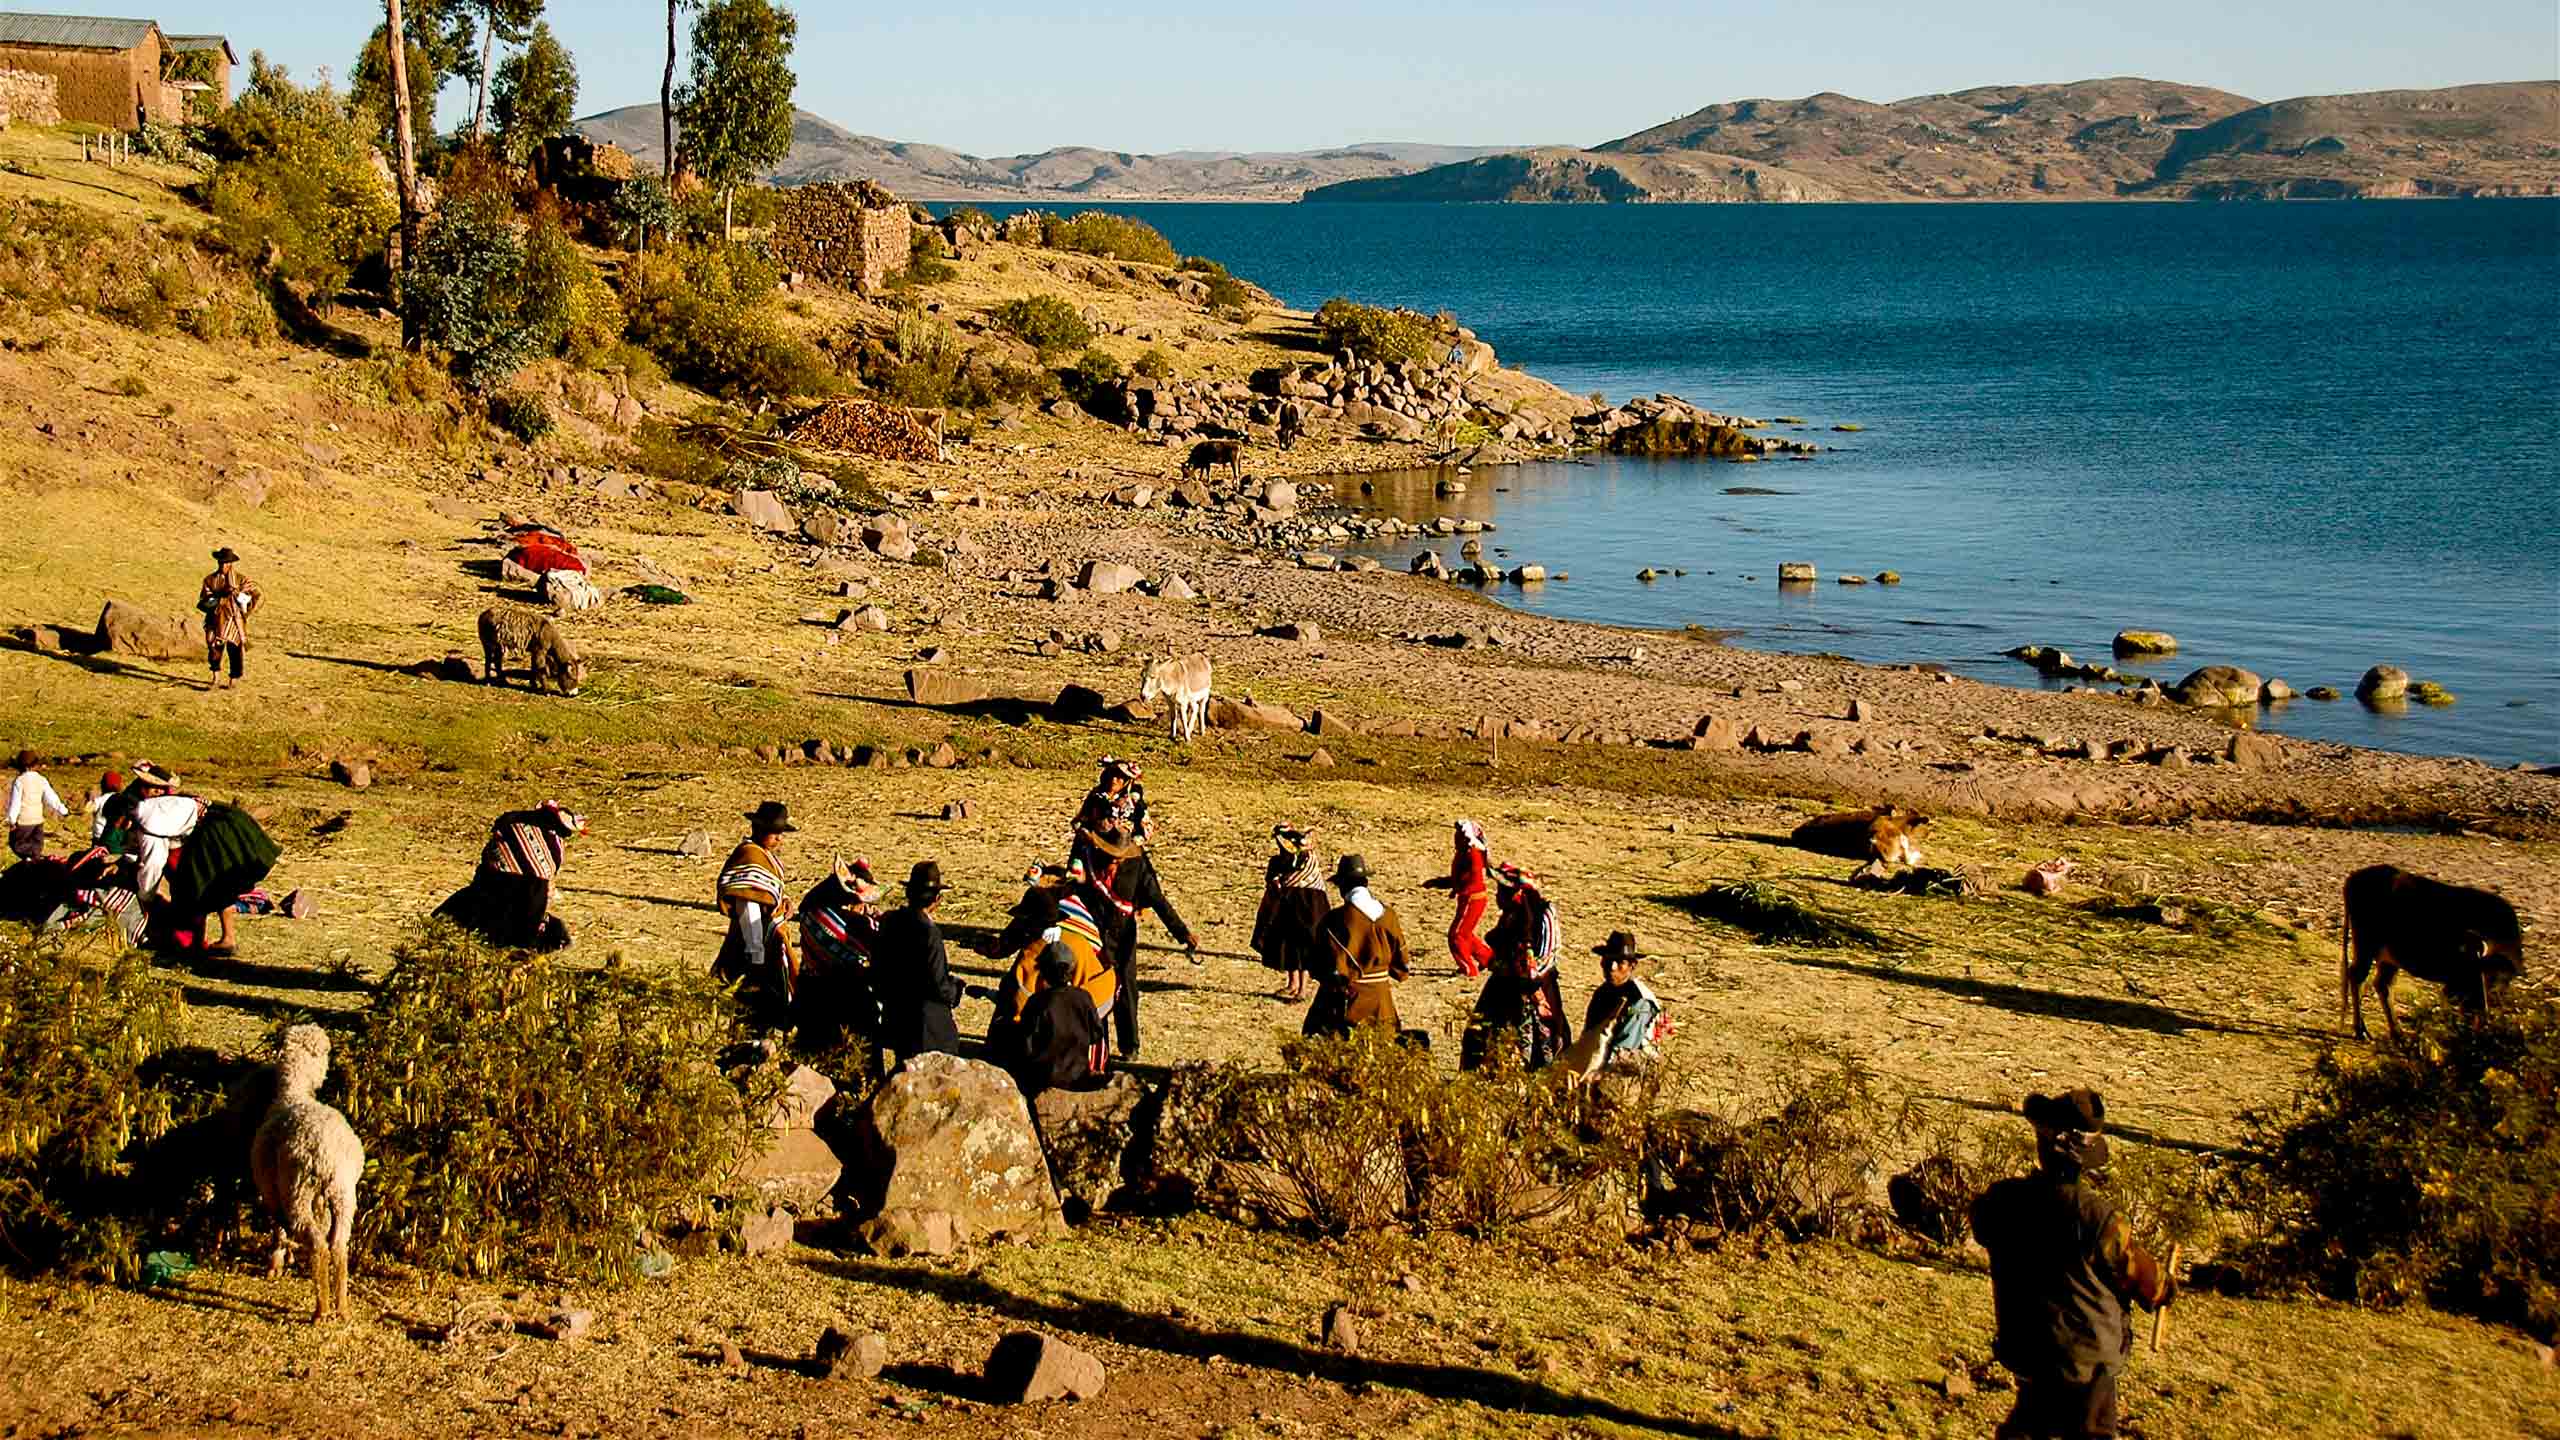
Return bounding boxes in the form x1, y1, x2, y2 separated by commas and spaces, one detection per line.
435, 801, 584, 951
1969, 1088, 2176, 1439
875, 861, 964, 1067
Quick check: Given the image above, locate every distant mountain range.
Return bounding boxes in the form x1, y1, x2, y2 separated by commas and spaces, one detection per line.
571, 105, 1519, 200
1302, 78, 2560, 202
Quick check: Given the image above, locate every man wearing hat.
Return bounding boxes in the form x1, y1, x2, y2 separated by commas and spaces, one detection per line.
8, 749, 67, 860
714, 801, 798, 1029
1581, 931, 1669, 1070
1307, 854, 1409, 1037
1969, 1088, 2177, 1439
198, 546, 262, 690
875, 860, 966, 1065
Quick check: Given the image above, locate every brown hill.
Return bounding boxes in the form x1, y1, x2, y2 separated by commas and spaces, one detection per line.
573, 104, 1521, 200
1304, 78, 2560, 202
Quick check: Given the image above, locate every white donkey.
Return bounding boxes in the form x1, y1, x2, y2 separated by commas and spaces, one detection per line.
1138, 652, 1213, 742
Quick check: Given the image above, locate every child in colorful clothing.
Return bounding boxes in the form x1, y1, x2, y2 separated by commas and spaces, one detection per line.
1420, 818, 1494, 976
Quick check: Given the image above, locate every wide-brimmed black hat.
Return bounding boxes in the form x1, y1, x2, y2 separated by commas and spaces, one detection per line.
1592, 930, 1647, 963
1330, 854, 1371, 889
212, 546, 241, 564
744, 800, 797, 834
906, 860, 949, 896
2023, 1088, 2106, 1133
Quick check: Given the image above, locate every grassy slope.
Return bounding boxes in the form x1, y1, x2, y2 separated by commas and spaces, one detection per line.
0, 127, 2553, 1437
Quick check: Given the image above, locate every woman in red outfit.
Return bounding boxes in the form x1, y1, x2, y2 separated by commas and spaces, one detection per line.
1421, 818, 1494, 976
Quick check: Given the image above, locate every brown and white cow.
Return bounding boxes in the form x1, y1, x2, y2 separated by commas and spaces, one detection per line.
2340, 864, 2524, 1041
1790, 806, 1930, 868
1138, 652, 1213, 742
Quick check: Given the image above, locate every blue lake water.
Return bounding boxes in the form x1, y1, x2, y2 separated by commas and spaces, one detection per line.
957, 201, 2560, 765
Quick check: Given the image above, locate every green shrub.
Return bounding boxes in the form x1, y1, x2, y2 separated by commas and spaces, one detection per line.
1132, 346, 1172, 379
489, 392, 554, 443
338, 925, 777, 1281
1040, 211, 1177, 266
1176, 255, 1226, 276
403, 195, 543, 394
1203, 272, 1252, 321
0, 931, 186, 1280
1069, 346, 1123, 389
1673, 880, 1901, 951
896, 229, 955, 290
1645, 1039, 1906, 1240
200, 66, 397, 297
1315, 297, 1444, 367
619, 243, 831, 401
612, 177, 680, 256
132, 121, 207, 168
0, 200, 268, 341
2220, 1002, 2560, 1331
991, 293, 1092, 358
944, 204, 993, 232
520, 214, 621, 364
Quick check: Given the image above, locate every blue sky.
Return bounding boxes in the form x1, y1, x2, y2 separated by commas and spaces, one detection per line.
154, 0, 2557, 153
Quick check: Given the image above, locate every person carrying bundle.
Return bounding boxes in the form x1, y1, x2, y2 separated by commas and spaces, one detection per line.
434, 800, 585, 952
714, 801, 798, 1030
126, 764, 281, 957
795, 857, 885, 1070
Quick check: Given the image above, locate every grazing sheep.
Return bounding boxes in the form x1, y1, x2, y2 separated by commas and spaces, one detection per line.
250, 1024, 363, 1322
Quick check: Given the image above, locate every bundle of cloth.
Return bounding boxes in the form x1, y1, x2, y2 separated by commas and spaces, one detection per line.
502, 523, 587, 584
0, 846, 145, 945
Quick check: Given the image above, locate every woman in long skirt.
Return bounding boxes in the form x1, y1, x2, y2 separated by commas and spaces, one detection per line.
129, 768, 279, 956
1251, 824, 1328, 1001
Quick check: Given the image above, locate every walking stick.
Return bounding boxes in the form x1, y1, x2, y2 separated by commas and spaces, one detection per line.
2151, 1243, 2182, 1353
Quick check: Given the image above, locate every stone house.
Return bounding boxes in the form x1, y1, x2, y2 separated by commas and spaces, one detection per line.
769, 180, 914, 294
0, 12, 197, 129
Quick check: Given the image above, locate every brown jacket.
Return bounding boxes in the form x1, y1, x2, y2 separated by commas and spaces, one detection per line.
200, 567, 261, 646
1320, 898, 1410, 1030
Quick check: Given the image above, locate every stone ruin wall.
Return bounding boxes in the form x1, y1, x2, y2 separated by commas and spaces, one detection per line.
770, 181, 913, 294
0, 68, 64, 128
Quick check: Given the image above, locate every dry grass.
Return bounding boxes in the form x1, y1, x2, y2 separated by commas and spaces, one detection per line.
1, 148, 2556, 1439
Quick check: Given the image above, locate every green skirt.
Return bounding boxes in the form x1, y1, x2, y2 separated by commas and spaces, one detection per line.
169, 803, 279, 915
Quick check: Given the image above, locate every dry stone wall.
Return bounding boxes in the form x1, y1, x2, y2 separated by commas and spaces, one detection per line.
771, 180, 913, 293
0, 68, 63, 128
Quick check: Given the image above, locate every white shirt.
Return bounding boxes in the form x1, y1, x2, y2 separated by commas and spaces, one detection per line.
8, 771, 66, 827
129, 794, 205, 897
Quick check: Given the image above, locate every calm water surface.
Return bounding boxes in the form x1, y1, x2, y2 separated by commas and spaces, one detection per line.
961, 201, 2560, 764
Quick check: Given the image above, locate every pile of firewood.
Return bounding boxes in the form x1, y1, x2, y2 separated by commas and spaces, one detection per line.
784, 399, 944, 462
770, 181, 913, 291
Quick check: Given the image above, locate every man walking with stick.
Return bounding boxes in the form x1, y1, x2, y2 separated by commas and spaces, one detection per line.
1969, 1088, 2177, 1439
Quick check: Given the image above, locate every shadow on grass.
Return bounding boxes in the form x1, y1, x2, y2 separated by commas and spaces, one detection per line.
9, 636, 204, 690
1751, 946, 2303, 1041
555, 884, 714, 912
175, 983, 351, 1022
1920, 1092, 2240, 1158
799, 1254, 1745, 1437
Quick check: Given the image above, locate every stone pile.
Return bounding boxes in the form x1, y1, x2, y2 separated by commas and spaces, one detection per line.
785, 398, 944, 462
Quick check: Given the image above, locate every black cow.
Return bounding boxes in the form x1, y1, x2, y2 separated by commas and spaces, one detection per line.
2340, 864, 2525, 1041
1182, 439, 1242, 481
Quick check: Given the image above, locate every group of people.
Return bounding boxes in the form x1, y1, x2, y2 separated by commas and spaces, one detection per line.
1250, 816, 1670, 1077
2, 750, 288, 953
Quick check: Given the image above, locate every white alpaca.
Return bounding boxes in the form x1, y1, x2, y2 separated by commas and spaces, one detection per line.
250, 1024, 364, 1322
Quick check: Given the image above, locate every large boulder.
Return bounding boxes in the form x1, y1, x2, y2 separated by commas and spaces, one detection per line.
985, 1331, 1105, 1404
734, 489, 796, 533
95, 601, 196, 661
1032, 1071, 1143, 1218
2168, 665, 2263, 708
847, 1052, 1065, 1241
1078, 560, 1143, 595
738, 1128, 845, 1214
1207, 697, 1303, 731
1258, 479, 1298, 512
2111, 630, 2178, 656
861, 515, 912, 555
2357, 664, 2411, 703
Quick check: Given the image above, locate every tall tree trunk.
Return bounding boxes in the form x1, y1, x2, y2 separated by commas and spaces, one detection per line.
386, 0, 424, 349
661, 0, 677, 179
472, 8, 495, 140
723, 186, 734, 241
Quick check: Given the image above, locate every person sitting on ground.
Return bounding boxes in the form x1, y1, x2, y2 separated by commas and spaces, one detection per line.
1006, 937, 1106, 1101
1308, 854, 1409, 1038
1251, 824, 1328, 1002
1579, 930, 1670, 1070
434, 800, 585, 952
713, 801, 798, 1031
874, 861, 964, 1068
8, 750, 66, 861
1969, 1088, 2176, 1440
1420, 818, 1494, 977
1462, 863, 1569, 1071
198, 546, 261, 691
794, 857, 885, 1075
127, 768, 281, 957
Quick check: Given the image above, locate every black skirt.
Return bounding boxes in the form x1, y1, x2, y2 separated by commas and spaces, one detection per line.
168, 804, 279, 916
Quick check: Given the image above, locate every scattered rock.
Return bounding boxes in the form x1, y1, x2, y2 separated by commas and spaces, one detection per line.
801, 512, 842, 548
2167, 665, 2262, 708
1507, 564, 1546, 584
985, 1331, 1106, 1404
906, 669, 989, 707
1263, 620, 1323, 646
1298, 553, 1339, 571
1776, 561, 1817, 584
1322, 1303, 1362, 1356
94, 601, 196, 661
2411, 680, 2456, 707
1208, 698, 1304, 731
1078, 560, 1143, 595
1031, 1072, 1142, 1217
1155, 575, 1197, 601
2228, 734, 2281, 772
1941, 1369, 1975, 1399
719, 1340, 747, 1372
739, 1206, 796, 1256
1875, 571, 1902, 584
2112, 630, 2178, 656
849, 605, 891, 633
329, 759, 372, 790
2304, 685, 2342, 701
815, 1326, 889, 1381
858, 1207, 965, 1258
1306, 747, 1336, 768
924, 741, 961, 769
2357, 665, 2410, 703
536, 1308, 593, 1342
2259, 678, 2293, 703
1688, 715, 1740, 751
733, 489, 796, 533
1847, 699, 1874, 724
737, 1128, 844, 1212
678, 830, 712, 858
940, 799, 974, 822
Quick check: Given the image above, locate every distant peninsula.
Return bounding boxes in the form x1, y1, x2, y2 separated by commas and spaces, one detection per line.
1301, 78, 2560, 202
